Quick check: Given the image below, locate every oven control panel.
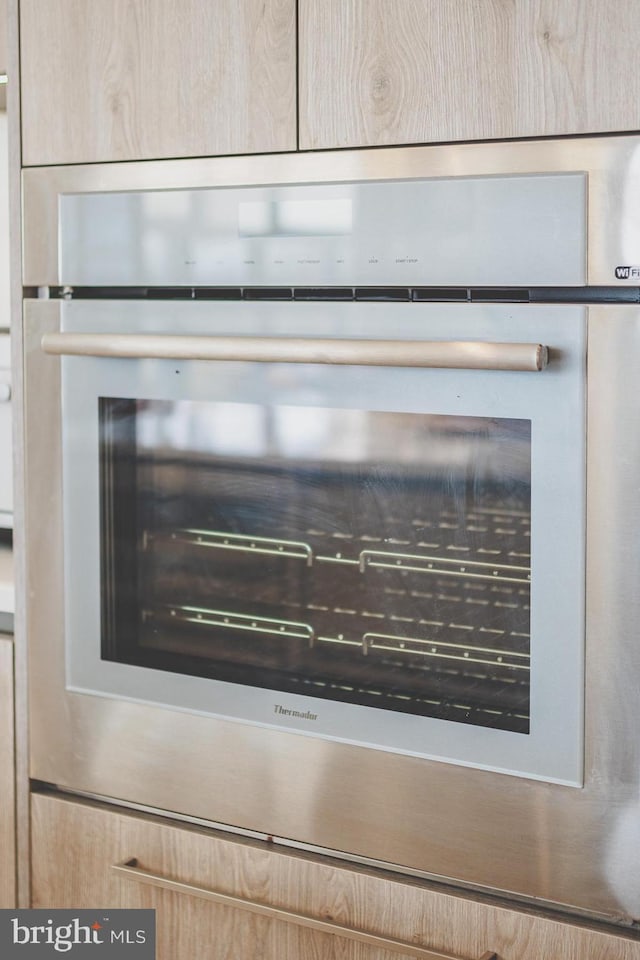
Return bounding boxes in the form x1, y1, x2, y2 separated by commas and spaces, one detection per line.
60, 174, 586, 288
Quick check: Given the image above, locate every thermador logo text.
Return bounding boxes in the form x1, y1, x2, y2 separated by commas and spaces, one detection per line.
274, 704, 318, 720
1, 909, 155, 958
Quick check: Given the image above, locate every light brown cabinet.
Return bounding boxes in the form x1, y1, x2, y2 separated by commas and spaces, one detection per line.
0, 634, 14, 908
31, 792, 640, 960
19, 0, 640, 164
299, 0, 640, 150
19, 0, 297, 166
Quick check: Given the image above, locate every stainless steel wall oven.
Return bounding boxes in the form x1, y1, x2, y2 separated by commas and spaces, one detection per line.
23, 136, 640, 924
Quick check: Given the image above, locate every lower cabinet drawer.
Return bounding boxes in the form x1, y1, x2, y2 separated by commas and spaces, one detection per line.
31, 792, 640, 960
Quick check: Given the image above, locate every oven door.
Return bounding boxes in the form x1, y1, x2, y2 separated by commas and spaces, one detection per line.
51, 297, 585, 786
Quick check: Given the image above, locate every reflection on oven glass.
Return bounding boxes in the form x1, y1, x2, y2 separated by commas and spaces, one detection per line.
100, 398, 531, 734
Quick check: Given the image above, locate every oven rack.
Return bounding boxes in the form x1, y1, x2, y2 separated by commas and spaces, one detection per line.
282, 595, 531, 653
143, 601, 530, 674
140, 602, 531, 731
289, 675, 530, 729
149, 525, 531, 586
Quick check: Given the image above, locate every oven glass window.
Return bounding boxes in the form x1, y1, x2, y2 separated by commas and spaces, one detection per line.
100, 398, 531, 734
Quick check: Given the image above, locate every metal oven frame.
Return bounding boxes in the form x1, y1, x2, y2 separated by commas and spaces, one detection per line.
22, 136, 640, 923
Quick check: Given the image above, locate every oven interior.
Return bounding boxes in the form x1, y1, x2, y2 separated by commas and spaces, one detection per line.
100, 396, 532, 735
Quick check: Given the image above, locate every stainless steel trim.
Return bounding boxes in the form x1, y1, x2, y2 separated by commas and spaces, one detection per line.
23, 134, 640, 287
25, 222, 640, 920
32, 783, 620, 926
40, 332, 549, 371
111, 858, 496, 960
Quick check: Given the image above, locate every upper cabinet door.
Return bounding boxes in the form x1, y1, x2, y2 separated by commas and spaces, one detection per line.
299, 0, 640, 150
20, 0, 297, 165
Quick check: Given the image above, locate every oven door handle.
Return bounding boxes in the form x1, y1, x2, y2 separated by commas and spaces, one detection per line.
41, 332, 548, 372
112, 858, 498, 960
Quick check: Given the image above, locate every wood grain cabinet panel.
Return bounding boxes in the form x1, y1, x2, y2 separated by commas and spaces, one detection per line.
31, 792, 640, 960
299, 0, 640, 149
19, 0, 297, 166
0, 635, 14, 908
